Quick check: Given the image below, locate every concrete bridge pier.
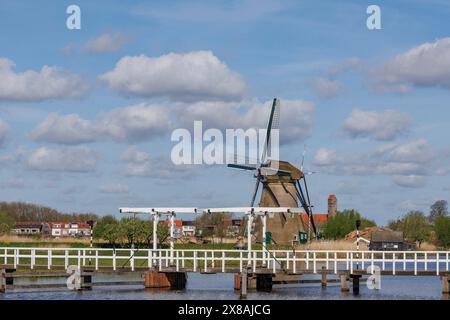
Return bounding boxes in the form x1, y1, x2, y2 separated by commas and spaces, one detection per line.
144, 271, 187, 290
441, 274, 449, 294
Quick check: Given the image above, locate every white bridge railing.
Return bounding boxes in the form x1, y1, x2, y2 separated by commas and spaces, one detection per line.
1, 247, 449, 276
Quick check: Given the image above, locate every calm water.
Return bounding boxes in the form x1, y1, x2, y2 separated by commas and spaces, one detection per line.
0, 273, 448, 300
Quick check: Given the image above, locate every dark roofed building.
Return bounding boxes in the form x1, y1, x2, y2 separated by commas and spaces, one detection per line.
369, 231, 406, 251
12, 222, 42, 236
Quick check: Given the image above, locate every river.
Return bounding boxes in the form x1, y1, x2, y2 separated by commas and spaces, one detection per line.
0, 272, 448, 300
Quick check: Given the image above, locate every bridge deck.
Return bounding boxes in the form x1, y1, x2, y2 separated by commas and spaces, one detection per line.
1, 247, 449, 276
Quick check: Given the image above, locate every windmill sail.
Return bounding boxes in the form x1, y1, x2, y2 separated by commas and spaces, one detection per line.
260, 98, 280, 164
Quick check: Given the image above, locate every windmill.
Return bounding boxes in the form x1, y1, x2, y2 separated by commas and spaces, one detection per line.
227, 98, 318, 244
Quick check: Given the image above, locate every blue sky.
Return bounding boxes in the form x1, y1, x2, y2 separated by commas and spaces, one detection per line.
0, 0, 449, 225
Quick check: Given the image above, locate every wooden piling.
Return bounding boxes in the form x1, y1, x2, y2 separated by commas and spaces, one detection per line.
350, 274, 362, 294
321, 266, 327, 287
340, 273, 349, 292
144, 271, 186, 290
441, 275, 449, 294
0, 269, 5, 293
240, 269, 247, 299
256, 274, 273, 292
5, 268, 15, 286
80, 266, 94, 290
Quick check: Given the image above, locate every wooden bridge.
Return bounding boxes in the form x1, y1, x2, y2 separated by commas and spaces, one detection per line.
1, 247, 449, 295
1, 247, 449, 275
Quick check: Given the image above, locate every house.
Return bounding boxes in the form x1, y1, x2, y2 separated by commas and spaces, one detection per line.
12, 222, 42, 236
49, 222, 92, 238
369, 231, 406, 251
181, 220, 196, 237
162, 219, 183, 238
223, 219, 244, 237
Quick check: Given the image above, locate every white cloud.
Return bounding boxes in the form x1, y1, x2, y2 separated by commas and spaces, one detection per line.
342, 109, 412, 141
99, 51, 247, 101
312, 139, 438, 177
99, 183, 129, 194
0, 146, 26, 165
30, 99, 312, 145
0, 119, 8, 146
121, 146, 151, 163
0, 58, 88, 102
307, 77, 343, 99
27, 146, 98, 172
99, 103, 170, 141
121, 146, 197, 179
30, 103, 171, 144
314, 148, 338, 166
178, 99, 314, 144
85, 32, 129, 54
381, 139, 433, 163
393, 175, 426, 188
30, 113, 98, 144
328, 57, 362, 77
373, 37, 450, 92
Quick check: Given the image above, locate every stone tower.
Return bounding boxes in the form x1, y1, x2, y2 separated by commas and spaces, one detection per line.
328, 194, 337, 218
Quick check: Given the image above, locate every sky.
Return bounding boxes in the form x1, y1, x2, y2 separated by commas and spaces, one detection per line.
0, 0, 449, 225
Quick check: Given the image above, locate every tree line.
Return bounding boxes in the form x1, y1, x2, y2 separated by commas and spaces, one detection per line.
387, 200, 449, 248
0, 201, 98, 235
320, 200, 449, 249
321, 209, 376, 240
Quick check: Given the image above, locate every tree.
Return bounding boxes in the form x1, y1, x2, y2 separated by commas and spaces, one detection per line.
387, 218, 403, 231
322, 209, 376, 240
429, 200, 448, 222
0, 212, 15, 235
118, 217, 139, 246
93, 215, 119, 245
434, 215, 450, 248
195, 212, 232, 242
102, 224, 121, 246
156, 223, 169, 246
93, 215, 117, 238
402, 211, 431, 245
0, 201, 100, 222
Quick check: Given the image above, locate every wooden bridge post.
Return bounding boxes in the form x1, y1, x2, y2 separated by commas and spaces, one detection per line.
0, 269, 5, 293
340, 272, 349, 292
321, 266, 327, 287
350, 274, 362, 294
240, 269, 247, 299
144, 271, 186, 290
441, 274, 449, 294
80, 266, 94, 290
256, 274, 273, 292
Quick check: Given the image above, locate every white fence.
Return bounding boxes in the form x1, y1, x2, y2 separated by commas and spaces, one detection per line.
1, 247, 449, 276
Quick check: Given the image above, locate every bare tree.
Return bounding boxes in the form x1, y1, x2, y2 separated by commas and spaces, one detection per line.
429, 200, 448, 222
